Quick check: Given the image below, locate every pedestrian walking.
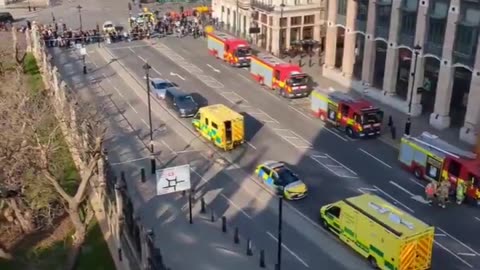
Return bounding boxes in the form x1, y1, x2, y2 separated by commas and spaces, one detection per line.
437, 181, 450, 208
456, 179, 466, 205
425, 181, 437, 204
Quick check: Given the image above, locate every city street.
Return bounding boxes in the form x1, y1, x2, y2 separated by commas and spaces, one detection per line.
90, 36, 480, 270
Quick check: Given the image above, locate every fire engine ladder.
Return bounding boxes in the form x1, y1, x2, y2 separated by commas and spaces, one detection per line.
409, 132, 477, 160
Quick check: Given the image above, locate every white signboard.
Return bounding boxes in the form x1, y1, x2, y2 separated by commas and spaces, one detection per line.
156, 164, 191, 195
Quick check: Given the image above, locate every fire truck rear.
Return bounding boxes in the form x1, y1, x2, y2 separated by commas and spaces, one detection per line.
250, 53, 310, 98
207, 31, 251, 67
310, 88, 383, 138
399, 132, 480, 203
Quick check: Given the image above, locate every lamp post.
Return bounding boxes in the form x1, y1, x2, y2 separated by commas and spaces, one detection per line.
275, 195, 283, 270
279, 1, 285, 56
236, 0, 240, 36
404, 44, 422, 136
143, 62, 156, 174
77, 5, 83, 32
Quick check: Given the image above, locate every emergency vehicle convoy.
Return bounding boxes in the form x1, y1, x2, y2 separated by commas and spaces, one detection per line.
207, 32, 252, 67
250, 53, 310, 98
399, 132, 480, 202
310, 88, 383, 138
320, 194, 434, 270
192, 104, 245, 151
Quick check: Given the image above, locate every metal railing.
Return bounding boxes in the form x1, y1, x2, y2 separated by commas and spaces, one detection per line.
251, 0, 275, 12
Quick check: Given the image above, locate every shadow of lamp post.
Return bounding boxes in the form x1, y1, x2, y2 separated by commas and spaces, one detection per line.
143, 62, 156, 174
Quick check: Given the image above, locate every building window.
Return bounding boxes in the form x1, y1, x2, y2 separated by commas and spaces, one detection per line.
307, 0, 313, 3
291, 16, 302, 26
402, 0, 418, 12
400, 13, 416, 35
357, 0, 369, 21
295, 0, 301, 5
430, 1, 448, 19
280, 17, 287, 27
269, 16, 273, 26
261, 14, 267, 24
464, 7, 480, 26
338, 0, 347, 15
427, 19, 446, 44
454, 25, 478, 56
304, 15, 315, 24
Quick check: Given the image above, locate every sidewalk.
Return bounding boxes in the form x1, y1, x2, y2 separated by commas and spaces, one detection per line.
151, 194, 269, 270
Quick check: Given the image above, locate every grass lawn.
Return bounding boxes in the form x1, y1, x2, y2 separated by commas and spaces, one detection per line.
0, 54, 115, 270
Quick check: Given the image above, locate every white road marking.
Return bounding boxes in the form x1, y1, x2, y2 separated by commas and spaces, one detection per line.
475, 217, 480, 222
434, 241, 474, 268
138, 55, 147, 62
458, 253, 476, 257
357, 187, 378, 194
266, 231, 310, 268
435, 233, 446, 237
389, 181, 415, 197
206, 64, 221, 73
373, 185, 415, 213
322, 127, 349, 142
266, 91, 282, 100
310, 154, 358, 179
436, 227, 480, 256
113, 86, 124, 97
141, 118, 149, 127
220, 92, 248, 105
219, 194, 254, 219
170, 72, 186, 81
151, 67, 162, 76
325, 154, 357, 176
239, 74, 252, 82
248, 109, 279, 124
107, 44, 150, 50
110, 156, 150, 165
161, 139, 176, 154
128, 102, 138, 113
246, 141, 257, 150
358, 148, 392, 168
289, 105, 311, 119
408, 177, 425, 188
273, 128, 312, 149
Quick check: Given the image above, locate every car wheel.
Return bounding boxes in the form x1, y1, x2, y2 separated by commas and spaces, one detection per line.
346, 127, 355, 138
320, 218, 329, 230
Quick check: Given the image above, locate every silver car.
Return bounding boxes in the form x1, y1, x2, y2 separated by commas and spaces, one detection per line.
150, 78, 178, 99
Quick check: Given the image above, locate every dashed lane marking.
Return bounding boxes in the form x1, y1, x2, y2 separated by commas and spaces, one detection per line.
434, 242, 474, 268
373, 185, 415, 213
273, 128, 312, 149
475, 217, 480, 222
408, 177, 425, 188
310, 154, 358, 178
289, 105, 311, 120
248, 109, 279, 124
220, 91, 248, 105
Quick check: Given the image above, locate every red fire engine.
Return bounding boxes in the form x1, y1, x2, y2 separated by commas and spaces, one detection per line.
207, 31, 251, 67
399, 132, 480, 202
250, 53, 310, 98
310, 88, 383, 138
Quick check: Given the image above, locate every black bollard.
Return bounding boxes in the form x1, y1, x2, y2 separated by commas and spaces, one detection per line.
388, 115, 393, 127
118, 248, 122, 261
234, 227, 240, 244
260, 249, 266, 268
150, 158, 156, 175
404, 119, 411, 136
391, 125, 397, 140
246, 239, 253, 256
211, 209, 215, 222
298, 58, 302, 67
140, 168, 146, 183
120, 171, 126, 183
309, 57, 313, 67
83, 65, 87, 74
222, 216, 227, 233
200, 198, 206, 213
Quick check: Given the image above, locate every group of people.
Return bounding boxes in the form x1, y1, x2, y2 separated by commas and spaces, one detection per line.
425, 179, 468, 208
39, 23, 103, 48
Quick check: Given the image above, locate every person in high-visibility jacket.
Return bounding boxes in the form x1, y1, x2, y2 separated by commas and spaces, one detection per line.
456, 179, 466, 205
425, 181, 437, 204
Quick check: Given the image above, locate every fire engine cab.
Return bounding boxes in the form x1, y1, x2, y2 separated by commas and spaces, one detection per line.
399, 132, 480, 202
310, 88, 383, 138
250, 53, 310, 98
207, 31, 251, 67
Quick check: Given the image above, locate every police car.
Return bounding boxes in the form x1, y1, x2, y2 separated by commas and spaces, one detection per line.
255, 161, 308, 200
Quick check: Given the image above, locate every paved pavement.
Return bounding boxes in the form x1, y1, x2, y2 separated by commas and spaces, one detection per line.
91, 36, 480, 270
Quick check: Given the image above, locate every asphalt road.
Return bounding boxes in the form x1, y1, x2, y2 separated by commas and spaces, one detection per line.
49, 44, 377, 270
94, 37, 480, 270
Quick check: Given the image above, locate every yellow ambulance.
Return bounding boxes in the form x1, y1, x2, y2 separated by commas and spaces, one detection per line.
320, 194, 434, 270
192, 104, 245, 151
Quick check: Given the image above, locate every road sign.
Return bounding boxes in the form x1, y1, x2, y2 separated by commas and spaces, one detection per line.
156, 164, 191, 195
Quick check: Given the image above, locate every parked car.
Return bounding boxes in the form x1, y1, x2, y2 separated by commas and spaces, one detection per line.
102, 21, 115, 33
254, 161, 308, 200
0, 12, 14, 23
149, 78, 178, 99
165, 88, 199, 118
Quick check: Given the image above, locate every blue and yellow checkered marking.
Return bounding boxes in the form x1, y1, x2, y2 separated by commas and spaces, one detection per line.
257, 167, 274, 186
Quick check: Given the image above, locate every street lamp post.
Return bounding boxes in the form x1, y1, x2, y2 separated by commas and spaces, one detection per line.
77, 5, 83, 32
236, 0, 240, 36
279, 1, 285, 56
275, 196, 283, 270
143, 62, 156, 174
405, 44, 422, 136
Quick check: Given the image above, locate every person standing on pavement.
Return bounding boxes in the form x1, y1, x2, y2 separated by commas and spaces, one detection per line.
425, 181, 437, 204
437, 181, 450, 208
456, 179, 466, 205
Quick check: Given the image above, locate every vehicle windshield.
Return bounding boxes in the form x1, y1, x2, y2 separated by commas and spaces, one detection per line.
362, 110, 383, 124
289, 75, 308, 86
153, 82, 174, 89
235, 47, 251, 57
275, 167, 299, 185
177, 95, 194, 103
104, 24, 113, 28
